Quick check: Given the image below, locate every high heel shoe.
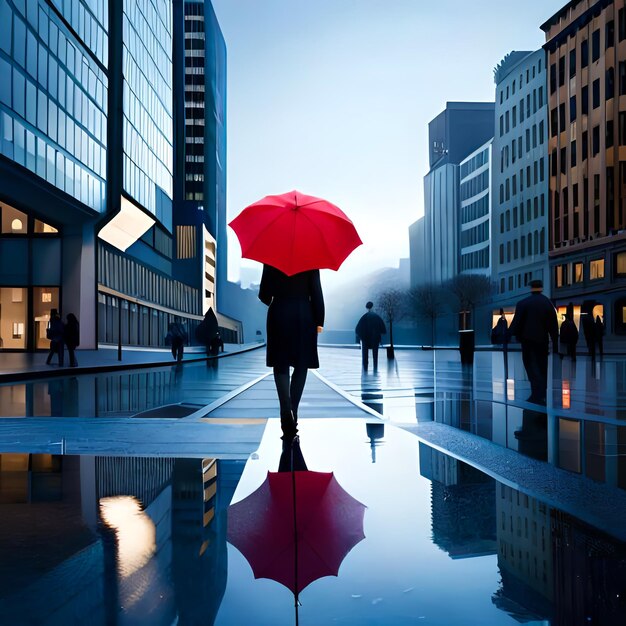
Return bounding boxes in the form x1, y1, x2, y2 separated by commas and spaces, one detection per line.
280, 410, 298, 439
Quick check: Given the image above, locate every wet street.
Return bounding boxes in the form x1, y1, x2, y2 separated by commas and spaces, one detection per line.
0, 346, 625, 624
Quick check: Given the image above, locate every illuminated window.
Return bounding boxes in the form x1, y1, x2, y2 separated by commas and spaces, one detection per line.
574, 263, 583, 282
616, 251, 626, 275
590, 259, 605, 280
555, 265, 563, 287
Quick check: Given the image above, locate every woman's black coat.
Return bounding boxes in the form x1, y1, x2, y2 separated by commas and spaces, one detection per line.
258, 265, 325, 369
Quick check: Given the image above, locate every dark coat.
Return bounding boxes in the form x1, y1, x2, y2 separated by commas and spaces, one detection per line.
559, 318, 578, 346
258, 265, 325, 369
196, 308, 219, 344
64, 317, 80, 349
509, 293, 558, 347
48, 317, 65, 343
355, 311, 387, 348
491, 318, 508, 344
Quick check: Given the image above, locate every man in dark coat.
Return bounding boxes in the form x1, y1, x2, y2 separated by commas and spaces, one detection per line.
559, 312, 578, 362
196, 308, 219, 356
45, 309, 65, 366
259, 264, 325, 439
508, 280, 558, 405
355, 301, 387, 371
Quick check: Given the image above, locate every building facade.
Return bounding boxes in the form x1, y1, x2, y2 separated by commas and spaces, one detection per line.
542, 0, 626, 342
459, 139, 492, 276
491, 50, 549, 326
412, 102, 495, 288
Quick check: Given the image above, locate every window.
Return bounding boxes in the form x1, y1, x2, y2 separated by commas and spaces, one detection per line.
560, 147, 567, 174
620, 112, 626, 145
551, 108, 558, 137
1, 203, 27, 234
593, 125, 600, 156
569, 48, 576, 78
558, 56, 565, 87
582, 85, 589, 115
571, 140, 577, 167
551, 148, 557, 176
550, 63, 557, 94
590, 259, 605, 279
582, 130, 588, 160
620, 62, 626, 95
606, 20, 615, 49
570, 95, 576, 122
581, 39, 589, 68
574, 263, 583, 282
539, 121, 544, 144
593, 79, 600, 108
592, 29, 600, 62
512, 105, 517, 127
620, 8, 626, 42
559, 103, 565, 132
555, 265, 564, 288
616, 252, 626, 275
606, 67, 615, 100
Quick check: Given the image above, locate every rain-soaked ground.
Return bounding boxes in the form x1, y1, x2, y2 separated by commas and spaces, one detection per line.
0, 346, 625, 624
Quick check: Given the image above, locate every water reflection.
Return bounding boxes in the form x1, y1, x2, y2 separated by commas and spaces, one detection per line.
419, 445, 626, 625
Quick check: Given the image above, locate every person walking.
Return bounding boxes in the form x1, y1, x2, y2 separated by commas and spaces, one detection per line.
45, 309, 65, 366
196, 307, 219, 356
508, 280, 558, 405
258, 263, 324, 440
64, 313, 80, 367
491, 308, 509, 377
559, 311, 578, 362
167, 322, 187, 362
595, 315, 605, 358
355, 301, 387, 371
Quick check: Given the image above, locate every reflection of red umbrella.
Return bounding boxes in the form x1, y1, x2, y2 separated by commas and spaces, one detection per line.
227, 469, 366, 622
228, 190, 362, 276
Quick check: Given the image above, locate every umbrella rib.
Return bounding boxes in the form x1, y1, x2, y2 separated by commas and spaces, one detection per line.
296, 209, 340, 268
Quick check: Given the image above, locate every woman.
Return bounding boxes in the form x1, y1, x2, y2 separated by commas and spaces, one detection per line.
64, 313, 80, 367
259, 264, 324, 439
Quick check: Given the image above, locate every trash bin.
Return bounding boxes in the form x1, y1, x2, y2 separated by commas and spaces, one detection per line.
458, 329, 475, 365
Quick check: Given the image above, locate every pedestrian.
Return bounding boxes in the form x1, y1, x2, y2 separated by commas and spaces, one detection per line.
581, 303, 597, 361
508, 280, 558, 405
166, 322, 186, 362
559, 312, 578, 362
258, 264, 324, 440
209, 331, 224, 356
196, 307, 219, 356
45, 309, 65, 366
491, 308, 509, 377
595, 315, 605, 358
355, 301, 387, 371
64, 313, 80, 367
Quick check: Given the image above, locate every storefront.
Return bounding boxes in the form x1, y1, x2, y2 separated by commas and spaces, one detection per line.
0, 201, 61, 351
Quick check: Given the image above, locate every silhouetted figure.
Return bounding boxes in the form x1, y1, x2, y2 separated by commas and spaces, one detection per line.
167, 322, 187, 362
45, 308, 65, 366
278, 435, 308, 472
64, 313, 80, 367
355, 301, 387, 371
259, 264, 324, 439
491, 308, 509, 377
209, 331, 224, 356
595, 315, 605, 358
508, 280, 558, 405
196, 307, 219, 355
581, 303, 597, 361
559, 312, 578, 362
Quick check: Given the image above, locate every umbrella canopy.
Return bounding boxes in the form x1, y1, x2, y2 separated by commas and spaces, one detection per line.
227, 470, 366, 598
228, 190, 362, 276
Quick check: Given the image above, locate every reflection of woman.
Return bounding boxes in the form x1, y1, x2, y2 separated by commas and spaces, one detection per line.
259, 264, 324, 439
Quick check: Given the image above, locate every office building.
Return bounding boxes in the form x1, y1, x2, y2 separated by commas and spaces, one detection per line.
491, 49, 549, 326
459, 138, 492, 276
542, 0, 626, 340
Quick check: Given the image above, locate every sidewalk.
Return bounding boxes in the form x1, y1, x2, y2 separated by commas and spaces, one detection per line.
0, 342, 265, 381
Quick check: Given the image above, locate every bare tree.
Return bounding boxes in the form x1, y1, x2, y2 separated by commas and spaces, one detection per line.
376, 288, 407, 356
447, 274, 492, 330
408, 283, 447, 346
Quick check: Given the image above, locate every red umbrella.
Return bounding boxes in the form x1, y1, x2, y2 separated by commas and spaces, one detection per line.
228, 190, 363, 276
227, 467, 366, 623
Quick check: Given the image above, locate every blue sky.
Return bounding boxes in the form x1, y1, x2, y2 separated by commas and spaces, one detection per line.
211, 0, 565, 287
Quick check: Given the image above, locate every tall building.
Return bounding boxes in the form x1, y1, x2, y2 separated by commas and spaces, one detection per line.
412, 102, 495, 288
172, 0, 240, 341
541, 0, 626, 342
0, 0, 108, 349
459, 139, 492, 276
491, 50, 549, 325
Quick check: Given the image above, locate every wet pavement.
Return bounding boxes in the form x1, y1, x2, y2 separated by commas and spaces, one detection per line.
0, 345, 625, 624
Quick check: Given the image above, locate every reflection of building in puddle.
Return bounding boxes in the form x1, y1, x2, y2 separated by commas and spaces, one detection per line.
419, 444, 496, 559
0, 453, 243, 625
492, 482, 553, 621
